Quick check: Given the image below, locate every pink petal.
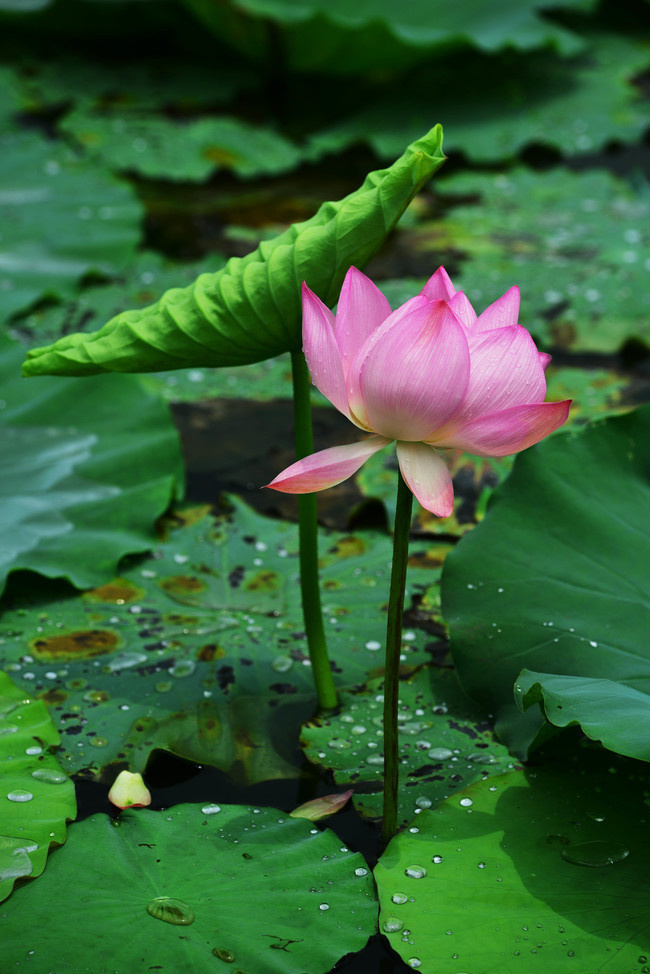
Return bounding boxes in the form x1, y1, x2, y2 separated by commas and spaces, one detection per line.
397, 441, 454, 517
539, 352, 552, 370
301, 282, 351, 419
333, 267, 391, 379
459, 325, 547, 417
420, 266, 456, 301
265, 437, 391, 494
433, 400, 571, 456
448, 290, 477, 329
475, 286, 520, 332
353, 301, 470, 441
346, 293, 430, 428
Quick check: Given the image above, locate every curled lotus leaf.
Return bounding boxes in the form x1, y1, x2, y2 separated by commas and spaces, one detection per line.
23, 126, 445, 378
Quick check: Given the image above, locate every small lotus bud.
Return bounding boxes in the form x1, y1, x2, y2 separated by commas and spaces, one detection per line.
108, 770, 151, 809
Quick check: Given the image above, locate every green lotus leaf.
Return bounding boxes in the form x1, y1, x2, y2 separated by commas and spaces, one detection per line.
0, 337, 183, 595
375, 746, 650, 972
441, 407, 650, 758
1, 803, 377, 972
22, 125, 445, 377
0, 671, 76, 903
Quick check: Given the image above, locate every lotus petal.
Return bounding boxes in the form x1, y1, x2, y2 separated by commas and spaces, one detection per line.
265, 436, 391, 493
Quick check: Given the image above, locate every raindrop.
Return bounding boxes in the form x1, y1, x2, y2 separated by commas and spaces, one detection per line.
31, 769, 67, 785
404, 865, 427, 879
365, 640, 381, 651
367, 754, 384, 766
212, 947, 236, 962
427, 747, 453, 760
560, 841, 629, 867
170, 659, 196, 678
382, 917, 404, 933
319, 903, 329, 911
25, 746, 43, 756
328, 738, 352, 750
391, 892, 408, 905
354, 867, 368, 877
431, 856, 443, 864
460, 798, 473, 807
7, 790, 33, 802
146, 897, 195, 925
201, 804, 221, 815
477, 861, 486, 869
415, 797, 432, 809
271, 656, 293, 673
408, 959, 422, 969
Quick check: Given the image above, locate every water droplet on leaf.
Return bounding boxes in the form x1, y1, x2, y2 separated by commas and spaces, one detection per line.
147, 897, 194, 925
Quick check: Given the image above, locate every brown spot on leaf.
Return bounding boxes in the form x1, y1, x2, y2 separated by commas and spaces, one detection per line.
40, 688, 67, 705
30, 629, 120, 660
326, 536, 366, 559
197, 643, 226, 662
202, 145, 240, 167
159, 576, 206, 595
83, 578, 145, 604
245, 570, 280, 592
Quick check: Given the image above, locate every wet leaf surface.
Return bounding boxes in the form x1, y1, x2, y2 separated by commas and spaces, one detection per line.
442, 406, 650, 758
2, 802, 377, 973
376, 743, 650, 972
0, 671, 76, 903
301, 665, 515, 825
0, 498, 438, 780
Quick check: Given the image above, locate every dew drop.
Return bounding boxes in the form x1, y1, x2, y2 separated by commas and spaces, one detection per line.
382, 917, 404, 933
212, 947, 235, 962
560, 841, 629, 867
391, 892, 408, 905
415, 797, 432, 809
354, 867, 368, 877
319, 903, 330, 911
31, 769, 67, 785
25, 746, 43, 756
201, 804, 221, 815
427, 747, 453, 760
365, 640, 381, 651
408, 959, 422, 968
170, 659, 196, 678
7, 790, 33, 802
271, 656, 293, 673
431, 855, 443, 864
404, 865, 427, 879
460, 798, 473, 807
146, 896, 194, 925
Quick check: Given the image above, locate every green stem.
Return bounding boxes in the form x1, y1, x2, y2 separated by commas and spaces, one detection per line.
381, 470, 413, 848
291, 350, 338, 712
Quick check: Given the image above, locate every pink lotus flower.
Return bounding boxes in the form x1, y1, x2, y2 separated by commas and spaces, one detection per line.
266, 267, 571, 517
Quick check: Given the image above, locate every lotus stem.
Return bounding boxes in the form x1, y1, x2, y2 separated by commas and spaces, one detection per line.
381, 470, 413, 848
291, 350, 338, 712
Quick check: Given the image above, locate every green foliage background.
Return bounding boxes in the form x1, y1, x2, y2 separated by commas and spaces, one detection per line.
0, 0, 649, 972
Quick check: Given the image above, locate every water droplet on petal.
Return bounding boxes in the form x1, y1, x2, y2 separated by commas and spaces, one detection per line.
147, 897, 194, 925
560, 841, 629, 867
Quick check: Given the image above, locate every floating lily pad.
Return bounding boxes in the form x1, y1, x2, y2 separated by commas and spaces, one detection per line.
0, 337, 183, 595
62, 111, 302, 181
375, 746, 650, 972
441, 407, 650, 758
2, 802, 377, 972
0, 498, 438, 779
301, 666, 515, 824
433, 167, 650, 353
0, 671, 76, 903
307, 32, 648, 161
191, 0, 588, 75
0, 130, 142, 321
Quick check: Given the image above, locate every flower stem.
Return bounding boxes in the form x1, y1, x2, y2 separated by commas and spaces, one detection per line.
381, 470, 413, 848
291, 350, 338, 712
